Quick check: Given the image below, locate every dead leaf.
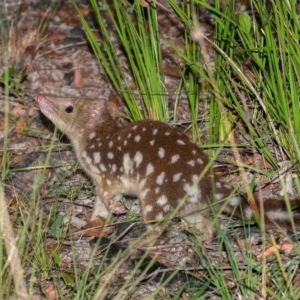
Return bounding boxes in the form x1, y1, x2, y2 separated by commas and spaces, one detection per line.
19, 0, 29, 13
43, 284, 70, 300
73, 219, 108, 237
56, 3, 90, 27
140, 0, 152, 7
45, 239, 59, 252
10, 102, 27, 117
72, 69, 83, 87
148, 107, 158, 120
16, 116, 27, 139
43, 30, 67, 44
25, 44, 37, 59
12, 154, 27, 165
257, 243, 294, 260
28, 104, 40, 117
163, 62, 181, 77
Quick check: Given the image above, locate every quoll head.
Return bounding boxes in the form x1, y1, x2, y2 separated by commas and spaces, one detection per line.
36, 95, 108, 137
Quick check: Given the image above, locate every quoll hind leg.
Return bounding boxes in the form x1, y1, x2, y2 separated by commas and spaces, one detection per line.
141, 192, 215, 241
143, 210, 215, 243
183, 212, 216, 242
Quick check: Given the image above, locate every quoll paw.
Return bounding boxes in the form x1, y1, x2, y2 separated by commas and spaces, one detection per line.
108, 198, 127, 214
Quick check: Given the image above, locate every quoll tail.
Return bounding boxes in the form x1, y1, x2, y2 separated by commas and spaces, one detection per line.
221, 188, 300, 229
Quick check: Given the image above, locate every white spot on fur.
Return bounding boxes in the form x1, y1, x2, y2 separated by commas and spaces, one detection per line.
157, 195, 168, 206
124, 140, 128, 146
192, 175, 199, 183
112, 164, 117, 173
144, 205, 153, 213
165, 132, 170, 136
127, 133, 132, 138
89, 132, 96, 139
93, 152, 101, 164
109, 141, 113, 148
103, 191, 108, 197
150, 140, 155, 146
192, 150, 196, 155
132, 125, 138, 130
90, 144, 95, 149
229, 196, 240, 206
123, 153, 133, 174
244, 207, 253, 220
145, 163, 154, 176
215, 193, 224, 200
197, 158, 203, 164
266, 210, 291, 221
90, 165, 100, 174
106, 179, 112, 185
134, 151, 143, 168
171, 154, 180, 164
216, 182, 222, 188
176, 139, 185, 145
155, 212, 164, 220
139, 178, 146, 188
84, 155, 92, 165
107, 152, 114, 159
155, 187, 160, 194
99, 164, 107, 172
156, 172, 165, 185
158, 147, 165, 158
152, 128, 158, 135
187, 160, 195, 167
135, 135, 141, 142
173, 173, 182, 182
163, 204, 172, 212
184, 183, 201, 203
117, 146, 122, 151
142, 127, 146, 131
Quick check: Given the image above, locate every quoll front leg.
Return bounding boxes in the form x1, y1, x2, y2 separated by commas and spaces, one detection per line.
91, 184, 127, 220
91, 183, 113, 220
91, 195, 127, 220
91, 195, 110, 220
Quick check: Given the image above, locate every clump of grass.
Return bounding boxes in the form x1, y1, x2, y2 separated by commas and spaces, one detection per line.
77, 0, 169, 121
202, 0, 300, 166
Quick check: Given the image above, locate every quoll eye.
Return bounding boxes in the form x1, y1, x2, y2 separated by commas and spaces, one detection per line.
65, 105, 74, 113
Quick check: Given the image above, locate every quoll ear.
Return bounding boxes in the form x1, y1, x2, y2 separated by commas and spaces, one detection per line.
86, 100, 107, 129
91, 100, 106, 117
108, 101, 120, 118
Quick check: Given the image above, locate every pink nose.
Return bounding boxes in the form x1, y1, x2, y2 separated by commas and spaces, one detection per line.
36, 95, 45, 103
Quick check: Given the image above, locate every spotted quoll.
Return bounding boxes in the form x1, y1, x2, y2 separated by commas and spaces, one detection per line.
36, 95, 300, 238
